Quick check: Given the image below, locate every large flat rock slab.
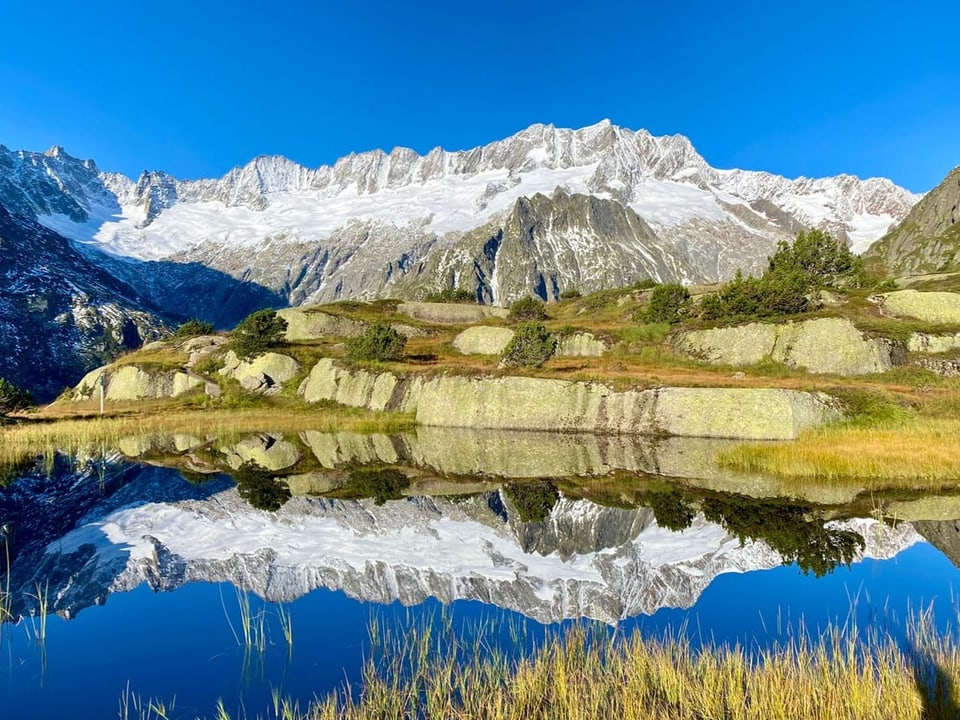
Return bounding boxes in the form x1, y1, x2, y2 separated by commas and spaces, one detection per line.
678, 317, 898, 375
298, 360, 841, 440
878, 290, 960, 324
397, 302, 508, 325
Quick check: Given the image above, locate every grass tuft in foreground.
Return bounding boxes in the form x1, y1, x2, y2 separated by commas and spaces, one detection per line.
181, 614, 960, 720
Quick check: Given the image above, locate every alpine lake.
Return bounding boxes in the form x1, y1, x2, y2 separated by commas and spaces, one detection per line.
1, 426, 959, 719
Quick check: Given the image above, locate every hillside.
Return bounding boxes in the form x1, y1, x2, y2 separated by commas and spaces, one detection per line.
865, 166, 960, 275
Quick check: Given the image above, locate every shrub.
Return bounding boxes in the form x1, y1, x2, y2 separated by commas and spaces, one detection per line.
175, 318, 215, 337
638, 487, 695, 532
503, 480, 560, 523
346, 323, 407, 362
643, 283, 691, 324
508, 297, 548, 322
344, 467, 410, 505
232, 462, 291, 511
501, 322, 557, 368
702, 495, 864, 577
698, 230, 865, 323
559, 288, 582, 299
0, 378, 32, 416
767, 229, 865, 289
699, 271, 808, 322
425, 287, 476, 303
632, 278, 658, 290
231, 309, 288, 359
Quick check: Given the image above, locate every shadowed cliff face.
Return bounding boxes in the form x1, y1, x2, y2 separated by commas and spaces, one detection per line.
0, 445, 925, 626
0, 205, 169, 399
914, 520, 960, 568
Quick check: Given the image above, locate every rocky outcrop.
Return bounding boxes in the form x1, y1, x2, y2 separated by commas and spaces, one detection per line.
219, 350, 301, 393
913, 519, 960, 568
298, 360, 841, 440
908, 331, 960, 353
677, 317, 901, 375
278, 307, 366, 340
397, 302, 509, 324
182, 335, 229, 368
452, 326, 515, 355
555, 332, 607, 357
71, 364, 209, 401
0, 203, 170, 400
298, 358, 423, 412
876, 290, 960, 324
914, 357, 960, 377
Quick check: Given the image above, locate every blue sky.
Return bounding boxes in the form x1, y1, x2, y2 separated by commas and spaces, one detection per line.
1, 0, 957, 191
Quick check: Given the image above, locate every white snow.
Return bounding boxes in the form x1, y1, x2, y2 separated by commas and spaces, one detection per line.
848, 213, 897, 253
27, 122, 917, 263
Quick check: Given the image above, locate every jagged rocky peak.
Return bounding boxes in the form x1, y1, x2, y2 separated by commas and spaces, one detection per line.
0, 143, 117, 223
133, 170, 180, 224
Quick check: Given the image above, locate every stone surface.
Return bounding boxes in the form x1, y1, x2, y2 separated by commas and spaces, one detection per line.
298, 358, 422, 412
652, 387, 840, 441
218, 351, 301, 394
397, 302, 509, 324
555, 332, 607, 358
278, 307, 366, 340
300, 430, 405, 468
183, 335, 228, 368
222, 433, 302, 471
864, 166, 960, 276
452, 326, 515, 355
878, 290, 960, 324
678, 317, 898, 375
284, 471, 345, 495
298, 359, 841, 440
908, 332, 960, 353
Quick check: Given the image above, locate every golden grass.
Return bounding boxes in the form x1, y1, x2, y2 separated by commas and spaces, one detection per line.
719, 418, 960, 488
287, 618, 959, 720
0, 403, 414, 467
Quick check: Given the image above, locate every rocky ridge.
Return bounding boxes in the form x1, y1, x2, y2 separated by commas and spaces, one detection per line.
0, 123, 919, 323
865, 166, 960, 275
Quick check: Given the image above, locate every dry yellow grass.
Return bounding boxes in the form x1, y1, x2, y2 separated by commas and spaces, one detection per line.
285, 620, 960, 720
0, 403, 414, 466
719, 418, 960, 488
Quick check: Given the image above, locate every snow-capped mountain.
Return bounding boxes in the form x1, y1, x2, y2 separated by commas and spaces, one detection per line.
0, 122, 919, 317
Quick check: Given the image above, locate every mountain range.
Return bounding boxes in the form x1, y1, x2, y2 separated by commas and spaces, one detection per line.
0, 121, 935, 395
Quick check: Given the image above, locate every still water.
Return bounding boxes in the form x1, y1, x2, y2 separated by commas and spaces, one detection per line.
1, 429, 958, 718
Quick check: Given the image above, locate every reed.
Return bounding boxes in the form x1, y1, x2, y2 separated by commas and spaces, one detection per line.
300, 617, 960, 720
277, 603, 294, 650
117, 683, 177, 720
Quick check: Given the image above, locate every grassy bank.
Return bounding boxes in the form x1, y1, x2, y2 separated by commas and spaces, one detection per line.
0, 402, 414, 467
718, 418, 960, 488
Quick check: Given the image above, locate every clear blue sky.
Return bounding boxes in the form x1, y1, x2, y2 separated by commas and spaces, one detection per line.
1, 0, 958, 192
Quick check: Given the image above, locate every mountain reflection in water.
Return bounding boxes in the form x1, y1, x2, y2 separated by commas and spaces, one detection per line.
0, 429, 953, 625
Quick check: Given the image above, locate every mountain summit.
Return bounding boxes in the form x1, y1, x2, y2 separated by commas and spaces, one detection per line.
1, 122, 919, 317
